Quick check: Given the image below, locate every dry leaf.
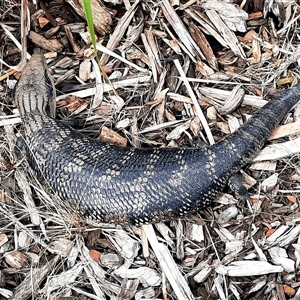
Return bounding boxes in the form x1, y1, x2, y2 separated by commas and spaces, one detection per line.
100, 126, 127, 146
266, 228, 276, 237
286, 195, 297, 203
4, 251, 28, 269
283, 284, 296, 296
89, 249, 102, 263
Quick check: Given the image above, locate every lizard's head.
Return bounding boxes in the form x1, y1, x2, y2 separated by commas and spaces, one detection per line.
15, 52, 56, 118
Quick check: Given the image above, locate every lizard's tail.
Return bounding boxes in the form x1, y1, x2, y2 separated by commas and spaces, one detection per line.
213, 83, 300, 172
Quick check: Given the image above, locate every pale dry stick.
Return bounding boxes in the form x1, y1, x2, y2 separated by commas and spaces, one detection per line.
216, 261, 284, 277
204, 225, 229, 300
202, 2, 248, 33
153, 68, 167, 98
31, 180, 84, 232
139, 120, 186, 134
144, 29, 163, 73
240, 0, 247, 9
55, 74, 152, 101
0, 112, 16, 165
0, 202, 52, 252
141, 33, 158, 83
253, 136, 300, 162
160, 0, 205, 61
41, 263, 84, 295
277, 11, 300, 36
0, 0, 29, 70
168, 93, 193, 105
96, 43, 148, 73
65, 0, 111, 36
251, 237, 267, 261
79, 239, 106, 282
185, 8, 228, 49
91, 58, 104, 108
205, 9, 245, 59
174, 59, 215, 145
0, 24, 29, 68
119, 9, 144, 52
198, 86, 268, 108
11, 256, 60, 300
184, 77, 253, 85
214, 274, 228, 299
264, 46, 300, 85
0, 288, 12, 298
82, 266, 106, 299
0, 116, 21, 126
123, 0, 132, 10
15, 170, 41, 226
276, 224, 300, 247
268, 122, 300, 140
161, 21, 191, 57
142, 224, 195, 300
100, 0, 140, 65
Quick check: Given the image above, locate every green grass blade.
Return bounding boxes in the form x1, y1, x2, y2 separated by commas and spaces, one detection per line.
82, 0, 97, 53
82, 0, 118, 96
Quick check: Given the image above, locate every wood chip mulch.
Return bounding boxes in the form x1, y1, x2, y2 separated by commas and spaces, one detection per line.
1, 0, 300, 299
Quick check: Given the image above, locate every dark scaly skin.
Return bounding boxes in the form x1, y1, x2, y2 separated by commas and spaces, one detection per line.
15, 53, 300, 225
